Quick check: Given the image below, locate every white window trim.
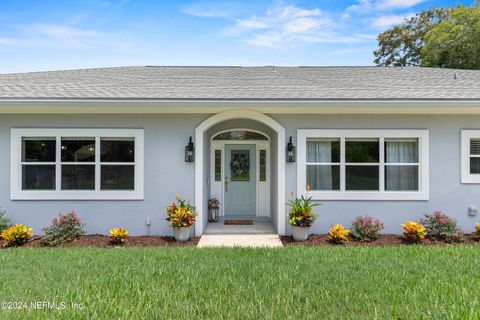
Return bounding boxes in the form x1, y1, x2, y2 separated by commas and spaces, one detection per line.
297, 129, 429, 201
10, 128, 144, 200
461, 130, 480, 184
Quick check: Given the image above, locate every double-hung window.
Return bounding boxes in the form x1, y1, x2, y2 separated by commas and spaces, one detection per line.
11, 129, 144, 200
461, 130, 480, 183
298, 130, 429, 200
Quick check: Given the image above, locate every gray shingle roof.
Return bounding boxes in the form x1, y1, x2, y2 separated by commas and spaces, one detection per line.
0, 66, 479, 101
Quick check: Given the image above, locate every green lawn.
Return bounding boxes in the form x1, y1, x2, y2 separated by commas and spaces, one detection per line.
1, 246, 480, 319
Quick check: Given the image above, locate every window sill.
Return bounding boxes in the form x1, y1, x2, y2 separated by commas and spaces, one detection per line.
10, 190, 144, 201
302, 191, 429, 201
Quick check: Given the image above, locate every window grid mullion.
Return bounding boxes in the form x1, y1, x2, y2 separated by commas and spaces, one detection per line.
95, 136, 101, 192
379, 137, 385, 192
340, 136, 345, 192
55, 136, 61, 191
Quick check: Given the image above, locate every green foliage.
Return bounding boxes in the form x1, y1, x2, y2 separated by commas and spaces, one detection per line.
422, 4, 480, 69
374, 7, 450, 66
374, 2, 480, 69
420, 210, 466, 243
350, 215, 384, 242
42, 211, 85, 246
165, 194, 196, 228
0, 208, 11, 233
1, 224, 32, 247
286, 192, 319, 227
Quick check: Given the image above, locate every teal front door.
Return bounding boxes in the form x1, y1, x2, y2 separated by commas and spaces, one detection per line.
224, 144, 256, 216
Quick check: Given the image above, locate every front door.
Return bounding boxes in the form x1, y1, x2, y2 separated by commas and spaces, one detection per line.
224, 144, 256, 216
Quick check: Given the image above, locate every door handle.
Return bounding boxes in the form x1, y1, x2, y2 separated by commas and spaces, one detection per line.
225, 177, 228, 192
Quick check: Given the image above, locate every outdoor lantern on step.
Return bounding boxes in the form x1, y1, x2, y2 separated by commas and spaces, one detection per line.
286, 136, 296, 163
185, 136, 194, 162
208, 197, 220, 222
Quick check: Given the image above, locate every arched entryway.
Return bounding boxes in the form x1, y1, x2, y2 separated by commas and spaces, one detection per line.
195, 110, 286, 236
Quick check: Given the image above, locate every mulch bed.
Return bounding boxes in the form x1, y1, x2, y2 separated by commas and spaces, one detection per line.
0, 235, 200, 249
281, 234, 480, 247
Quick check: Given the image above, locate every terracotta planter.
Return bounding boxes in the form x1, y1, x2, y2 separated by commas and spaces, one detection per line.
291, 225, 310, 242
174, 226, 191, 242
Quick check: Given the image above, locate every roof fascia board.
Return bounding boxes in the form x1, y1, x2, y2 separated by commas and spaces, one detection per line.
0, 100, 479, 114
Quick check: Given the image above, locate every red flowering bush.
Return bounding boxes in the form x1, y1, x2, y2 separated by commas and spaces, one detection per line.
420, 211, 465, 243
350, 215, 384, 242
42, 211, 85, 246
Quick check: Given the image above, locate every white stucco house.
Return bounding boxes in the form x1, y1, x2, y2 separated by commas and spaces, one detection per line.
1, 66, 480, 236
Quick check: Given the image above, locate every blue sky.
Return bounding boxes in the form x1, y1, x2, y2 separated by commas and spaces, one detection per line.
0, 0, 470, 73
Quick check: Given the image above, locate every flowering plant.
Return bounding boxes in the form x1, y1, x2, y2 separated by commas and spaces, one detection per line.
350, 215, 384, 242
1, 224, 33, 247
42, 211, 85, 246
472, 223, 480, 241
420, 211, 465, 243
327, 224, 350, 244
166, 194, 196, 228
109, 227, 128, 244
287, 185, 319, 228
401, 221, 426, 243
208, 197, 220, 208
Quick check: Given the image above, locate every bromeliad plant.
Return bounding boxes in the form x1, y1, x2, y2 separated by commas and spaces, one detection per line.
109, 227, 128, 245
401, 221, 426, 243
166, 194, 196, 228
1, 224, 33, 247
420, 210, 466, 243
287, 185, 319, 228
327, 224, 350, 244
350, 215, 384, 242
42, 211, 85, 246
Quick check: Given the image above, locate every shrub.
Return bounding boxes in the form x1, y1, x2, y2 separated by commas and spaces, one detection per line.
287, 185, 319, 228
166, 194, 196, 228
420, 210, 466, 243
350, 215, 384, 242
0, 208, 11, 233
401, 221, 426, 243
472, 223, 480, 241
42, 211, 85, 246
109, 227, 128, 245
1, 224, 33, 247
327, 224, 350, 244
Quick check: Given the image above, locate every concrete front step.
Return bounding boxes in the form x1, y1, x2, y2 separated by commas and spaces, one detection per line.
197, 234, 283, 248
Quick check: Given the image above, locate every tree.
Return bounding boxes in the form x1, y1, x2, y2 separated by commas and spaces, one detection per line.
421, 5, 480, 69
373, 2, 480, 69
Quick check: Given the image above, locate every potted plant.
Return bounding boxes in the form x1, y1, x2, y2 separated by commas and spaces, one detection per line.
165, 194, 196, 242
287, 185, 319, 241
208, 197, 220, 222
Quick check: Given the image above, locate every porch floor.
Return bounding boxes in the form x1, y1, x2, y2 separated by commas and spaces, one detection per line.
197, 220, 283, 248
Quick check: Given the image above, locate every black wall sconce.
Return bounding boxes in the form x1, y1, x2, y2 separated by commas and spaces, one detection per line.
185, 136, 194, 162
286, 136, 296, 163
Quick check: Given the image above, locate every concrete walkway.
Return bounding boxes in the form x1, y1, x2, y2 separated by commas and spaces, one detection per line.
197, 221, 283, 248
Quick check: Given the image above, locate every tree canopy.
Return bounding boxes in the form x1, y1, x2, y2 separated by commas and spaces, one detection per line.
373, 2, 480, 69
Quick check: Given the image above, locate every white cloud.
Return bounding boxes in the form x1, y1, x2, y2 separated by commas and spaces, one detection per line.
194, 5, 367, 49
346, 0, 374, 14
371, 13, 414, 28
347, 0, 424, 13
1, 23, 129, 50
0, 38, 18, 46
376, 0, 424, 10
31, 24, 104, 38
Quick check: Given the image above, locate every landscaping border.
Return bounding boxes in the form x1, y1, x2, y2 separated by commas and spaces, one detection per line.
0, 235, 200, 248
